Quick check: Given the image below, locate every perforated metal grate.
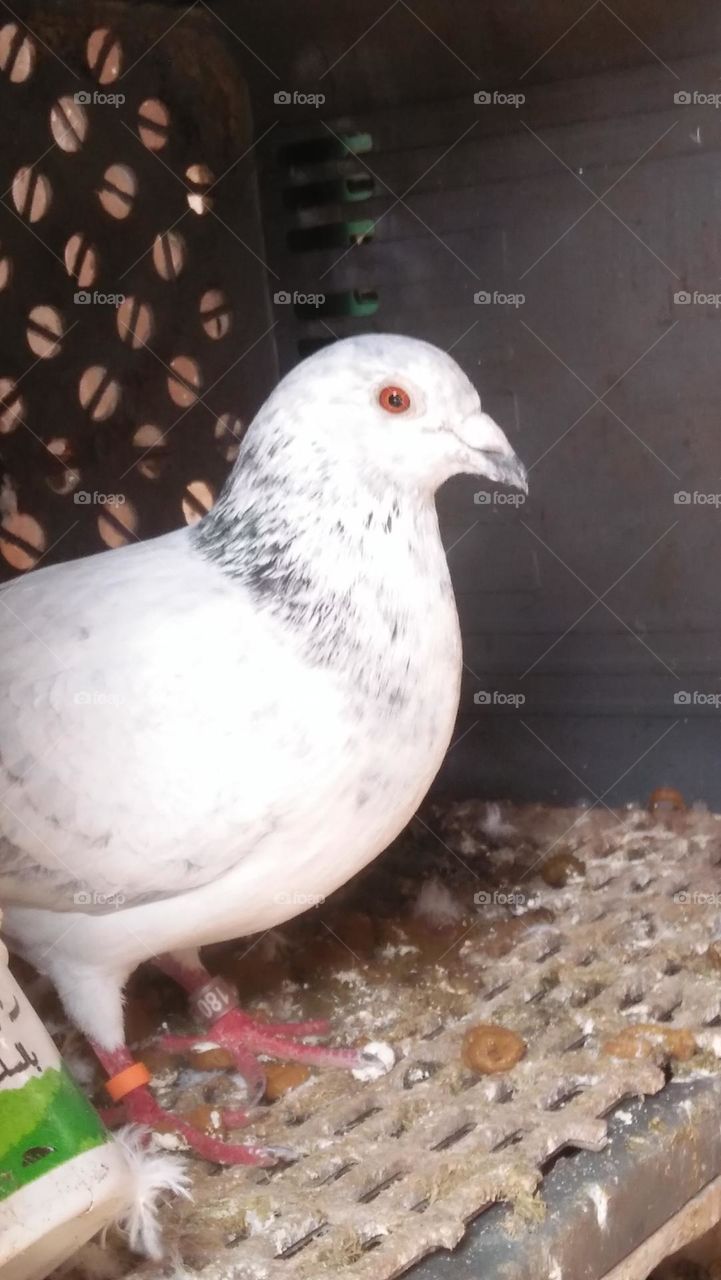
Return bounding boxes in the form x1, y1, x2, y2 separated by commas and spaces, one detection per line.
65, 800, 721, 1280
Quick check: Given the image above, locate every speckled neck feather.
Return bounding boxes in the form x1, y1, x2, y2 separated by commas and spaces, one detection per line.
192, 421, 444, 700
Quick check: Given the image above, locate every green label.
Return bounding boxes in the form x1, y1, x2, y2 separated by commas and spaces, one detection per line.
0, 1063, 107, 1200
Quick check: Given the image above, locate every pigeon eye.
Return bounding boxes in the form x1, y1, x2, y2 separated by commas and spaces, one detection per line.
379, 385, 411, 414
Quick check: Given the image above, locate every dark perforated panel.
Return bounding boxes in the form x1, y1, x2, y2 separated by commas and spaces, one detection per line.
0, 5, 276, 577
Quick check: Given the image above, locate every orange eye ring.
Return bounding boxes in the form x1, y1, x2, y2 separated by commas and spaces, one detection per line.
379, 385, 411, 414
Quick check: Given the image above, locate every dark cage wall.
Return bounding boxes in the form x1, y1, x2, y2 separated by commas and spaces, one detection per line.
2, 0, 721, 806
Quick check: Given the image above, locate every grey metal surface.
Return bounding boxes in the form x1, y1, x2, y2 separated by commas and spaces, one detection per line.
407, 1078, 721, 1280
255, 47, 721, 805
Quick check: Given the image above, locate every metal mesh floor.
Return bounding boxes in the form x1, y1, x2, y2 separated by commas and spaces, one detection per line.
55, 799, 721, 1280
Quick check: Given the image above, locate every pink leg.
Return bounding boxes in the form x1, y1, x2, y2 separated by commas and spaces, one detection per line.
155, 950, 375, 1087
93, 1044, 292, 1166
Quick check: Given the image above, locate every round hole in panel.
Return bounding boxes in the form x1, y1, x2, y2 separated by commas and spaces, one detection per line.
200, 289, 232, 340
138, 99, 170, 151
182, 480, 214, 526
86, 28, 123, 84
152, 230, 186, 281
132, 424, 168, 479
26, 305, 64, 358
185, 164, 214, 215
98, 496, 138, 548
0, 244, 11, 291
64, 234, 98, 288
0, 24, 35, 83
79, 366, 120, 421
116, 296, 154, 349
98, 164, 137, 219
167, 355, 202, 407
50, 96, 89, 152
0, 377, 25, 433
0, 513, 46, 571
214, 413, 243, 462
12, 167, 51, 222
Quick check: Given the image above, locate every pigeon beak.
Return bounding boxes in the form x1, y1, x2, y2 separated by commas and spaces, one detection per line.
452, 410, 528, 493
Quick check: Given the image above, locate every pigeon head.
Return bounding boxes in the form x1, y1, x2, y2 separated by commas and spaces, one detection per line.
249, 334, 527, 497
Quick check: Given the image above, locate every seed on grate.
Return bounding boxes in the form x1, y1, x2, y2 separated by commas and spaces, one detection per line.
0, 377, 25, 433
86, 28, 123, 83
200, 289, 232, 339
64, 234, 97, 288
461, 1024, 526, 1074
98, 165, 137, 219
153, 230, 186, 280
182, 480, 214, 526
215, 413, 243, 461
79, 367, 120, 421
50, 96, 88, 152
264, 1062, 311, 1101
648, 786, 686, 814
168, 355, 202, 406
0, 513, 46, 571
98, 497, 138, 549
0, 23, 35, 82
117, 296, 154, 348
186, 164, 214, 215
12, 166, 51, 222
601, 1022, 697, 1062
26, 305, 64, 358
138, 98, 170, 150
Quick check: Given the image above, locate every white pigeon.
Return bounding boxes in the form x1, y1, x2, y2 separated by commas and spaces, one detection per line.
0, 333, 526, 1165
